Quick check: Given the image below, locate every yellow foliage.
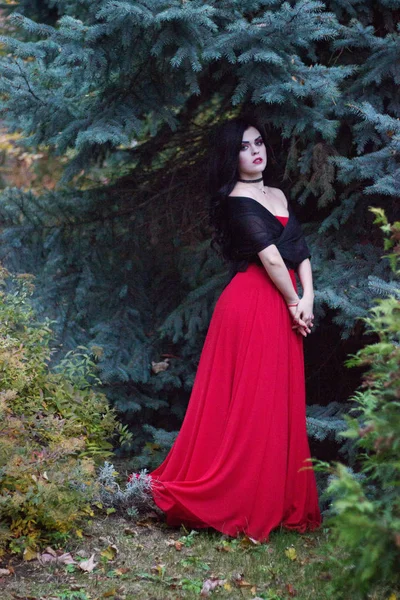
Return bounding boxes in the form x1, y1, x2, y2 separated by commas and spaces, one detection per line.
0, 269, 118, 553
23, 547, 38, 561
0, 128, 64, 192
284, 546, 297, 561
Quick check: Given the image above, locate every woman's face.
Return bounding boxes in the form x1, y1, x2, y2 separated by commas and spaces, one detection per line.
238, 126, 267, 179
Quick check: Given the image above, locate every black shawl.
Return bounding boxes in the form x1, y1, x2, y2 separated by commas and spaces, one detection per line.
222, 196, 311, 273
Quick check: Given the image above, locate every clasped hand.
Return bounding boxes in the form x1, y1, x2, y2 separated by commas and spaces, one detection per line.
287, 296, 314, 337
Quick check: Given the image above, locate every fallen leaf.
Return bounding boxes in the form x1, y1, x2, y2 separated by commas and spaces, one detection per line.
215, 543, 232, 552
151, 359, 170, 373
303, 536, 317, 547
70, 584, 87, 591
101, 545, 118, 561
201, 578, 227, 596
38, 550, 76, 566
285, 546, 297, 561
286, 583, 297, 596
0, 568, 11, 576
236, 579, 252, 587
174, 541, 183, 551
135, 519, 152, 528
114, 567, 130, 576
23, 547, 38, 561
165, 538, 183, 551
38, 552, 57, 565
232, 573, 252, 587
240, 536, 260, 548
151, 563, 166, 577
57, 553, 76, 565
103, 588, 120, 598
124, 527, 137, 536
78, 553, 97, 572
223, 582, 232, 591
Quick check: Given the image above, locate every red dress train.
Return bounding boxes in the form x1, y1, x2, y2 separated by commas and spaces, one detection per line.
150, 216, 322, 541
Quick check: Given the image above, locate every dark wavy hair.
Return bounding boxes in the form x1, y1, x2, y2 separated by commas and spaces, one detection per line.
208, 117, 268, 261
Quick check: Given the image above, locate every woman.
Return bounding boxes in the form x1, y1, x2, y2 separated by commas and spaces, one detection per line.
150, 118, 322, 541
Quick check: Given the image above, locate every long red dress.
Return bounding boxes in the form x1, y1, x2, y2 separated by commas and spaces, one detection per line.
150, 215, 322, 541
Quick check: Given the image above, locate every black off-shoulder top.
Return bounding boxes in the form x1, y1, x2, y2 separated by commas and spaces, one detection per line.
222, 196, 311, 272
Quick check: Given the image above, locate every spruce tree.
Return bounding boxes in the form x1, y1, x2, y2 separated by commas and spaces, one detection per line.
0, 1, 397, 463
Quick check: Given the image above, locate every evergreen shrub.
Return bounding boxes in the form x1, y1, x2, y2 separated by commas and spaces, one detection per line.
0, 0, 397, 460
0, 265, 118, 554
315, 209, 400, 598
97, 462, 157, 520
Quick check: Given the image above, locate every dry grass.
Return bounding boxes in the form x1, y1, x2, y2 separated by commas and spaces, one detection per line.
0, 516, 394, 600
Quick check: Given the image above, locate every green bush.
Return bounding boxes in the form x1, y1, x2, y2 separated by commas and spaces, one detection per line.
315, 208, 400, 598
0, 266, 118, 554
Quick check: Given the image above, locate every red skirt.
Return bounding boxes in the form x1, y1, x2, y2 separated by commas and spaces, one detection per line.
151, 263, 322, 541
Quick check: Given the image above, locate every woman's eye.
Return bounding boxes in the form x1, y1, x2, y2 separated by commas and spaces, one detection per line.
241, 145, 248, 151
256, 140, 263, 146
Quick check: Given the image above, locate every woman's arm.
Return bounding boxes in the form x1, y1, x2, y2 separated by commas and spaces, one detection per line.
297, 258, 314, 298
296, 258, 314, 329
258, 245, 311, 337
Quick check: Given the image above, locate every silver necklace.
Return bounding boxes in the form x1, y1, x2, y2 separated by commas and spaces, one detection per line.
238, 179, 266, 195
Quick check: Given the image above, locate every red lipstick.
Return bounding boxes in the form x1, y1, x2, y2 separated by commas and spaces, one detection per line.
253, 157, 263, 164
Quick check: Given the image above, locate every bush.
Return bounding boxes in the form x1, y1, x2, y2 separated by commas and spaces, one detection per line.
97, 462, 157, 520
315, 209, 400, 598
0, 266, 118, 554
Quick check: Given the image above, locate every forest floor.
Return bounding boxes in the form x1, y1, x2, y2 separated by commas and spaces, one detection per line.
0, 514, 395, 600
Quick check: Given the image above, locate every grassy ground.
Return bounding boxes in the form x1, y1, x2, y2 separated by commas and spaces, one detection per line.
1, 515, 396, 600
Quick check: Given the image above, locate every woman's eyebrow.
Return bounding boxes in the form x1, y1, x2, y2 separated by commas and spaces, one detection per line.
241, 136, 263, 144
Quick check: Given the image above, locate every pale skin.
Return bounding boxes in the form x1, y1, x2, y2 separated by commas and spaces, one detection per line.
229, 125, 314, 337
